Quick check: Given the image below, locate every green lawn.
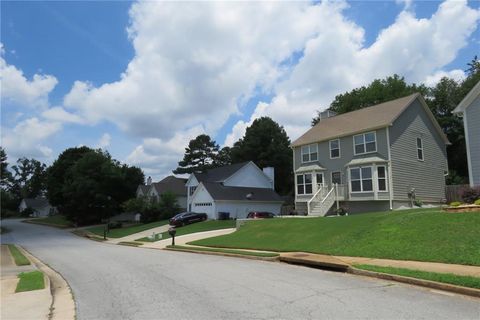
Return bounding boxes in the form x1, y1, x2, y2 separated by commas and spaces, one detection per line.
354, 264, 480, 289
191, 209, 480, 266
8, 245, 30, 266
160, 220, 236, 240
167, 245, 279, 257
16, 271, 45, 292
27, 215, 72, 228
86, 220, 169, 238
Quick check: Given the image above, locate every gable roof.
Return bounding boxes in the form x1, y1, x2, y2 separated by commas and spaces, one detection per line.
152, 175, 187, 196
193, 161, 251, 183
22, 198, 50, 209
137, 185, 151, 194
454, 80, 480, 114
201, 182, 283, 202
291, 93, 449, 147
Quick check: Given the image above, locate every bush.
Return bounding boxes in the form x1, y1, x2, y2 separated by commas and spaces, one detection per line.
461, 187, 480, 204
474, 199, 480, 206
449, 201, 462, 207
414, 199, 423, 207
20, 207, 35, 217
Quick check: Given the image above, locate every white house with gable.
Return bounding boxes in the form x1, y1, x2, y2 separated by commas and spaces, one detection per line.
185, 161, 284, 219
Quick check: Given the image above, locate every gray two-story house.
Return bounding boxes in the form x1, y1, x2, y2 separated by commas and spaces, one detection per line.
453, 80, 480, 187
291, 93, 450, 215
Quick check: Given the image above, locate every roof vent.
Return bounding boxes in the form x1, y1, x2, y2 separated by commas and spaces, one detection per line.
318, 110, 337, 121
246, 193, 253, 200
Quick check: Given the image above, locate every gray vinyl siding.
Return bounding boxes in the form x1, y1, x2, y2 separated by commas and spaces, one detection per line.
465, 95, 480, 186
389, 99, 448, 202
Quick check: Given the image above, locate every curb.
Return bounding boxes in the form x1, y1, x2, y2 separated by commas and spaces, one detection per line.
164, 247, 280, 262
22, 220, 71, 229
19, 246, 77, 320
348, 267, 480, 298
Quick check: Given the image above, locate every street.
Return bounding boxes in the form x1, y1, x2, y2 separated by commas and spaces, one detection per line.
1, 219, 479, 320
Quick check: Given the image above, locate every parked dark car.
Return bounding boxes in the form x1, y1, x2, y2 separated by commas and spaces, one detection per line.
169, 212, 207, 227
246, 211, 276, 219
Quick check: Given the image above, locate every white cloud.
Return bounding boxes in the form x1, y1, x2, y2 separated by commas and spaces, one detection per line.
2, 118, 62, 158
41, 106, 85, 124
96, 133, 111, 149
0, 44, 58, 109
423, 69, 466, 87
230, 0, 479, 143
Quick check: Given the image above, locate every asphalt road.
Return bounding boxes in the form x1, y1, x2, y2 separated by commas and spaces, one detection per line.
2, 219, 479, 320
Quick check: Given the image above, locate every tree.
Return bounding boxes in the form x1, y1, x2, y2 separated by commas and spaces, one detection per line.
11, 158, 47, 199
231, 117, 292, 195
173, 134, 220, 174
0, 147, 13, 189
312, 74, 428, 124
214, 146, 232, 167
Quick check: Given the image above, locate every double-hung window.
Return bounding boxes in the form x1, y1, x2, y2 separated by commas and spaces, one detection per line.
354, 132, 376, 155
189, 186, 197, 196
301, 144, 318, 163
350, 167, 373, 192
297, 174, 313, 195
377, 166, 387, 192
417, 138, 424, 161
329, 139, 340, 159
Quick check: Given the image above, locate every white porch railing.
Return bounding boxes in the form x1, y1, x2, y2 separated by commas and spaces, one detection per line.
308, 183, 346, 216
307, 185, 328, 215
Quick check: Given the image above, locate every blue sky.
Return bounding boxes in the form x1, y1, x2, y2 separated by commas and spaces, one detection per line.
1, 0, 479, 179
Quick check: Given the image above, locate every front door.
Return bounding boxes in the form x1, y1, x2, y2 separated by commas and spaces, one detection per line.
316, 173, 324, 190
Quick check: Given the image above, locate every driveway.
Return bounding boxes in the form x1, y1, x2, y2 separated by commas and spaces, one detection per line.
1, 219, 479, 320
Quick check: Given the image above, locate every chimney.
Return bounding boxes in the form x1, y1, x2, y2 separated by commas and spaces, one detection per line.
146, 176, 152, 185
263, 167, 275, 189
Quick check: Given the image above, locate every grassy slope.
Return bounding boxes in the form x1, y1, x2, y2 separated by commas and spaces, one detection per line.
192, 209, 480, 266
86, 220, 169, 238
8, 245, 30, 266
354, 264, 480, 289
159, 220, 236, 240
16, 271, 45, 292
168, 245, 279, 257
27, 215, 72, 227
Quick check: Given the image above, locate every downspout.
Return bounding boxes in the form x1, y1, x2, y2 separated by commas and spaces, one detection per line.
386, 126, 394, 211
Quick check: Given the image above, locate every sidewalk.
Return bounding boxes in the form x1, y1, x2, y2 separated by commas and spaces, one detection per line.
1, 245, 51, 320
142, 228, 236, 249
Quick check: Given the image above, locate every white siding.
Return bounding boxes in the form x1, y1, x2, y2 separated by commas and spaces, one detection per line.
190, 184, 216, 219
224, 162, 273, 189
465, 95, 480, 186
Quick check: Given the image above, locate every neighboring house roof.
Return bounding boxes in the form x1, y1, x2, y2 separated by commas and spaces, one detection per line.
453, 80, 480, 114
152, 175, 187, 196
21, 198, 50, 210
193, 161, 251, 183
291, 93, 449, 147
345, 156, 388, 167
202, 182, 284, 202
137, 185, 151, 195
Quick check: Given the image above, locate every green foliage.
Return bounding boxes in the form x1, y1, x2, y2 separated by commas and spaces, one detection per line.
47, 147, 145, 225
28, 215, 72, 228
168, 245, 279, 258
140, 191, 180, 223
354, 264, 480, 289
121, 197, 149, 213
449, 201, 462, 207
174, 134, 220, 174
16, 271, 45, 292
446, 170, 468, 185
0, 147, 13, 189
231, 117, 293, 195
8, 157, 47, 201
1, 189, 21, 214
20, 207, 35, 217
8, 245, 30, 266
461, 187, 480, 204
474, 199, 480, 206
215, 146, 232, 167
192, 209, 480, 266
161, 220, 236, 239
86, 220, 169, 238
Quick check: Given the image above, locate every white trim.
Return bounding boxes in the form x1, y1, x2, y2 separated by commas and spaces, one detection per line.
315, 172, 324, 190
349, 166, 374, 193
463, 115, 474, 187
329, 139, 341, 159
377, 165, 388, 193
296, 173, 313, 195
416, 137, 424, 161
454, 80, 480, 113
301, 144, 318, 163
386, 126, 394, 210
223, 161, 273, 189
353, 131, 377, 155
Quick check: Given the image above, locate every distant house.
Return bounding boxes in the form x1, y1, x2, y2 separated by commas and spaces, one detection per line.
186, 161, 284, 219
18, 197, 56, 217
136, 175, 188, 210
291, 93, 450, 215
453, 80, 480, 187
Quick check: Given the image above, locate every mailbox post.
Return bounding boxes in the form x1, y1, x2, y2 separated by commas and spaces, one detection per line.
168, 227, 176, 246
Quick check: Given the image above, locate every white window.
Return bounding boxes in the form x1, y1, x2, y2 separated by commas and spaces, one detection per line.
301, 144, 318, 163
377, 166, 388, 192
329, 139, 340, 159
350, 167, 373, 192
189, 186, 197, 196
354, 132, 376, 155
316, 173, 324, 189
417, 138, 424, 161
194, 202, 212, 207
297, 174, 313, 195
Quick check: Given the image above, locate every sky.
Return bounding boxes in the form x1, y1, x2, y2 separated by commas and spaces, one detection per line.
1, 0, 479, 181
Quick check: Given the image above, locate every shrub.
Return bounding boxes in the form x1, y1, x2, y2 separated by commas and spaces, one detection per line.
414, 199, 423, 207
20, 207, 35, 217
461, 187, 480, 204
449, 201, 462, 207
474, 199, 480, 206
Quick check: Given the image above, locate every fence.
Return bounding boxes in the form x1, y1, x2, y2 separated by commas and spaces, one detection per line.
445, 184, 469, 203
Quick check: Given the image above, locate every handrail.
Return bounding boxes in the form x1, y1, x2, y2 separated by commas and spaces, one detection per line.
321, 186, 335, 204
307, 185, 324, 215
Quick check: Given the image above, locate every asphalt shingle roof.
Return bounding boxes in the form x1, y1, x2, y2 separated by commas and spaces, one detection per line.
152, 176, 187, 196
202, 182, 284, 202
23, 198, 50, 209
194, 162, 250, 183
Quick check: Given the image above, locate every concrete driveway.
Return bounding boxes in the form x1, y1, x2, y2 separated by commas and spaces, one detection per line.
1, 219, 479, 320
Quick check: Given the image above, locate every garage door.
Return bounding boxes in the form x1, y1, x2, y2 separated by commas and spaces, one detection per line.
193, 202, 215, 219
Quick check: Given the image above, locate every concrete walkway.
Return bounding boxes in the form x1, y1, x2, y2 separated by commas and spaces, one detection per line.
142, 228, 236, 249
105, 224, 171, 244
